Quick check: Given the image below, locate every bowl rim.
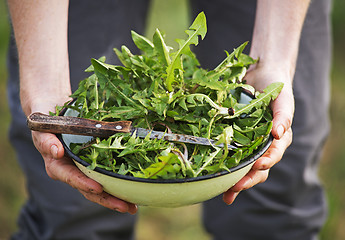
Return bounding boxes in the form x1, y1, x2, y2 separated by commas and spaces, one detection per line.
57, 90, 273, 184
58, 133, 272, 184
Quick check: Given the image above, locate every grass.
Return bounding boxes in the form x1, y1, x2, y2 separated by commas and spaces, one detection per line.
318, 1, 345, 238
0, 0, 27, 238
318, 48, 345, 239
0, 0, 345, 239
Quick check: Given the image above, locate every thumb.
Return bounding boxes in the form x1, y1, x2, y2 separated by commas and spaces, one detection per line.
32, 131, 65, 159
270, 83, 294, 140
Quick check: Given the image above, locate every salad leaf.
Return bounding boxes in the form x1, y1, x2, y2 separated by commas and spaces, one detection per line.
228, 82, 284, 119
165, 11, 207, 91
59, 12, 283, 179
153, 28, 172, 66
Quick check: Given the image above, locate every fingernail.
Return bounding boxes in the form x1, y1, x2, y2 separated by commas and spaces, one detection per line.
276, 125, 284, 139
51, 145, 58, 158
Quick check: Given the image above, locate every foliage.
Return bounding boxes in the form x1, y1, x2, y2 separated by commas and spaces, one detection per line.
57, 12, 283, 179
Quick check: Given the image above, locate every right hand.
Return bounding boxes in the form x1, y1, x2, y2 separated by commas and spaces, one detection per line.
28, 99, 138, 214
31, 129, 138, 214
222, 62, 294, 204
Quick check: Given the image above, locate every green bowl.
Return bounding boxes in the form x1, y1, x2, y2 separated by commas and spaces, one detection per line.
58, 93, 272, 207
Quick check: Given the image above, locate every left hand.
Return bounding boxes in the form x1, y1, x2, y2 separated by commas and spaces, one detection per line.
223, 127, 292, 204
222, 64, 294, 204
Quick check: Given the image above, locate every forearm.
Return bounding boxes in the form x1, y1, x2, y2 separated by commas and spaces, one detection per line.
250, 0, 311, 79
223, 1, 309, 203
8, 0, 71, 116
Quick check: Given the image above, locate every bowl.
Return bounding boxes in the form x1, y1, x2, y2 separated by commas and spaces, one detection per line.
58, 93, 273, 208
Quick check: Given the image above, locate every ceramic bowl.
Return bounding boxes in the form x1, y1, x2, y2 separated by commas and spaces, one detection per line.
58, 93, 272, 208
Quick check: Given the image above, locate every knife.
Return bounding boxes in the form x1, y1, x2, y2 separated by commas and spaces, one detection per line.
27, 112, 236, 149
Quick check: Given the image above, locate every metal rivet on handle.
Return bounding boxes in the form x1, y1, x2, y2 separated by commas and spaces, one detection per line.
115, 125, 123, 130
95, 124, 102, 128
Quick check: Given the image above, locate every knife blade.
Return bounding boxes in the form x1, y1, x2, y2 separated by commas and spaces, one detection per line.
132, 127, 235, 149
27, 112, 236, 149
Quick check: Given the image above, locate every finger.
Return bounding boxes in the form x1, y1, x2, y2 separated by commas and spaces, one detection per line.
46, 156, 104, 194
222, 127, 293, 205
222, 169, 269, 205
32, 132, 104, 194
270, 84, 294, 139
232, 169, 269, 193
29, 119, 138, 213
252, 127, 293, 171
80, 190, 138, 214
31, 131, 65, 159
222, 191, 239, 205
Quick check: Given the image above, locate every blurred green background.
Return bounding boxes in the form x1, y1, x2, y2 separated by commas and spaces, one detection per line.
0, 0, 344, 239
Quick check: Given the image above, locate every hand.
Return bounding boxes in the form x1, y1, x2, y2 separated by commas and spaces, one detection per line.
222, 64, 294, 204
223, 128, 292, 204
31, 131, 138, 214
28, 99, 138, 214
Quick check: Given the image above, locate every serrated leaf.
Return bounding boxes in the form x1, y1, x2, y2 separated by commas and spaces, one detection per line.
165, 12, 207, 91
188, 124, 200, 136
229, 82, 284, 118
233, 129, 252, 146
214, 42, 248, 71
62, 12, 278, 180
215, 126, 234, 146
153, 28, 172, 66
113, 46, 133, 68
91, 58, 109, 76
131, 30, 154, 55
193, 69, 226, 91
92, 136, 126, 150
100, 106, 144, 120
234, 41, 248, 59
178, 98, 188, 111
138, 153, 180, 179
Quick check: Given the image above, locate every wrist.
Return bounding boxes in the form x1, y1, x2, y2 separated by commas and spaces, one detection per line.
21, 88, 71, 116
19, 63, 72, 116
248, 58, 295, 84
249, 0, 311, 83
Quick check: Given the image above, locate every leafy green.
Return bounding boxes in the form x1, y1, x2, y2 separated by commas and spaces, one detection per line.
60, 12, 283, 179
165, 12, 207, 91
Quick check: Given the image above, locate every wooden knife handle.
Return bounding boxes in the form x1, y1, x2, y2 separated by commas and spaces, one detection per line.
27, 112, 132, 137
